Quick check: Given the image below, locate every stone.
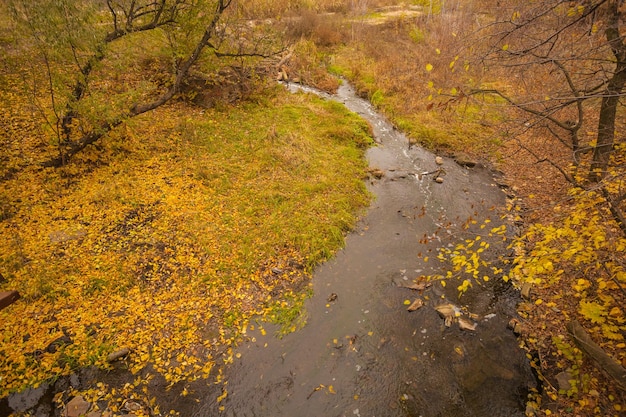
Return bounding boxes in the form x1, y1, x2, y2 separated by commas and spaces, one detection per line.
435, 156, 444, 165
435, 177, 444, 183
453, 153, 478, 168
65, 396, 90, 417
555, 371, 573, 392
368, 168, 385, 179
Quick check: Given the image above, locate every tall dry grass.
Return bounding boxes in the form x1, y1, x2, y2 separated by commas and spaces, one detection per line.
239, 0, 410, 18
317, 1, 503, 156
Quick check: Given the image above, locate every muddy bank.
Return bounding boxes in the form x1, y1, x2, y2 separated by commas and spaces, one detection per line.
190, 82, 536, 417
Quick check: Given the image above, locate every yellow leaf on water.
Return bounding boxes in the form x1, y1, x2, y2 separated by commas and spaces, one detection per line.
217, 389, 228, 403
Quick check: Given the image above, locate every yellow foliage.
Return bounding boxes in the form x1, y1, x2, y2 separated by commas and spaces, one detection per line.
0, 87, 372, 397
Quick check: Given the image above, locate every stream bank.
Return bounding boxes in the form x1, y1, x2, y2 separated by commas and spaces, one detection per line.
0, 81, 536, 417
191, 82, 536, 416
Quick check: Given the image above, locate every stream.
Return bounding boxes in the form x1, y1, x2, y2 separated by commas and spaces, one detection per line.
191, 82, 536, 416
0, 82, 536, 417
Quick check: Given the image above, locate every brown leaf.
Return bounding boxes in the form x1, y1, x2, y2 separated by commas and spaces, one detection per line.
407, 298, 424, 312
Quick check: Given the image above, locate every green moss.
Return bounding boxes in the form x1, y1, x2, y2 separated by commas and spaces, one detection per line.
371, 89, 385, 107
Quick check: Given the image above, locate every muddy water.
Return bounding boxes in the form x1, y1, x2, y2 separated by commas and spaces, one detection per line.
192, 83, 535, 417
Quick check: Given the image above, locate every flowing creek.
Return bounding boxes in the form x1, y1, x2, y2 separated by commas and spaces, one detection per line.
1, 81, 536, 417
192, 82, 536, 416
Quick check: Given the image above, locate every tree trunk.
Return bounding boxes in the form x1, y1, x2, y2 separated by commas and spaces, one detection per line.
589, 1, 626, 181
589, 62, 626, 181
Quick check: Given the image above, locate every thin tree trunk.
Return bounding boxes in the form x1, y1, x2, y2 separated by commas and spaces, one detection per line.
589, 62, 626, 181
589, 0, 626, 181
567, 320, 626, 390
43, 0, 232, 168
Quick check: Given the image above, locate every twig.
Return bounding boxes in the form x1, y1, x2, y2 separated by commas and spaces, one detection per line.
567, 320, 626, 391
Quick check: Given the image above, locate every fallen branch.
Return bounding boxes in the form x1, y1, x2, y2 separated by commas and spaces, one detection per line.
566, 320, 626, 391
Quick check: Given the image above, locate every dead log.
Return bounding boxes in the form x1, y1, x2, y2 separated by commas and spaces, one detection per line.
566, 320, 626, 391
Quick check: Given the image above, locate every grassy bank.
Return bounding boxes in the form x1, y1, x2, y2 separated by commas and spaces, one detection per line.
0, 84, 372, 401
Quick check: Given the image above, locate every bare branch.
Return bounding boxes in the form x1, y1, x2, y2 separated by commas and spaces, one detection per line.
44, 0, 244, 167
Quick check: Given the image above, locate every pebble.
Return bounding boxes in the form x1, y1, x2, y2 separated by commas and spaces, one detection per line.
556, 371, 573, 391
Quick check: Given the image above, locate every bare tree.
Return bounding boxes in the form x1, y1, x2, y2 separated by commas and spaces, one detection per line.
470, 0, 625, 183
7, 0, 279, 167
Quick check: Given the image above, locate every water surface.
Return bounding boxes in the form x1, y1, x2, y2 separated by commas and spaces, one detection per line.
193, 82, 535, 417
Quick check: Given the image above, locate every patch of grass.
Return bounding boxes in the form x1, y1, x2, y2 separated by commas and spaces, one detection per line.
265, 288, 312, 337
321, 15, 500, 160
370, 89, 385, 107
410, 0, 442, 14
408, 26, 425, 44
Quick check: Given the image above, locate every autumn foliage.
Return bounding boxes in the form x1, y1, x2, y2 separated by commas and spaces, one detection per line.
280, 1, 626, 415
0, 1, 376, 410
2, 0, 626, 416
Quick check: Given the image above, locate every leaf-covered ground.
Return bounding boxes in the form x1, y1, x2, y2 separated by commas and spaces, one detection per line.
0, 81, 373, 408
